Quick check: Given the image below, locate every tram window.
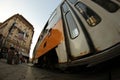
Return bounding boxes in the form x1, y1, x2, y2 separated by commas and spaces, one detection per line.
47, 10, 59, 30
49, 10, 57, 23
75, 2, 101, 26
66, 11, 79, 38
92, 0, 119, 13
68, 0, 78, 4
62, 2, 69, 13
116, 0, 120, 3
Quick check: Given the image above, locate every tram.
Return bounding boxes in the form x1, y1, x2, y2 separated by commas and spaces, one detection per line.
33, 0, 120, 69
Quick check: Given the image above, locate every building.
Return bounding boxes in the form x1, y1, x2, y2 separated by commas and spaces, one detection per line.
0, 14, 34, 59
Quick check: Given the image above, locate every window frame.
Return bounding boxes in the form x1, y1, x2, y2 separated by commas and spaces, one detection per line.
75, 2, 101, 27
68, 0, 78, 4
62, 2, 79, 39
92, 0, 120, 13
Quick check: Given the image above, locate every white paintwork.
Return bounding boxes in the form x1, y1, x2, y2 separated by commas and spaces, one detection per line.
56, 41, 68, 63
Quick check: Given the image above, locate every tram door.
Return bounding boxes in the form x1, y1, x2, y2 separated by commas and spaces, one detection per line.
62, 2, 90, 59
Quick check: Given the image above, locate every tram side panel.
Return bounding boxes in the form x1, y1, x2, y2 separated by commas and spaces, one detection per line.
64, 0, 120, 66
34, 20, 64, 59
33, 0, 120, 68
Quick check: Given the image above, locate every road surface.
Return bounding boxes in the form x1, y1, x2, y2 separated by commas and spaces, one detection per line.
0, 57, 120, 80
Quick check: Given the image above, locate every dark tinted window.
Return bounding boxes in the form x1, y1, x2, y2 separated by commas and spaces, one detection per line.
66, 12, 79, 38
92, 0, 119, 12
116, 0, 120, 3
68, 0, 78, 4
75, 2, 101, 26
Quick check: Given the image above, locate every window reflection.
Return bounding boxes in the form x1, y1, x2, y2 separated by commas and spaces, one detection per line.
66, 12, 79, 38
92, 0, 119, 12
75, 2, 101, 26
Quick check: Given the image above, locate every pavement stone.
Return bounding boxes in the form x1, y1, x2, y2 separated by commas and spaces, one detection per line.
0, 58, 120, 80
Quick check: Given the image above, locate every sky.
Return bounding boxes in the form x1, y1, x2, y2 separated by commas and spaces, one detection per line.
0, 0, 62, 58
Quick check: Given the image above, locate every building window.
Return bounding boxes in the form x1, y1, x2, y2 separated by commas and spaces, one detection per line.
92, 0, 119, 13
17, 30, 25, 40
75, 2, 101, 26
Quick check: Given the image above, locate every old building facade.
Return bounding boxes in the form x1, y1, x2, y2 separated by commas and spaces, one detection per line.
0, 14, 34, 57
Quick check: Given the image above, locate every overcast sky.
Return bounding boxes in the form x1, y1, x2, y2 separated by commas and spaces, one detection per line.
0, 0, 62, 58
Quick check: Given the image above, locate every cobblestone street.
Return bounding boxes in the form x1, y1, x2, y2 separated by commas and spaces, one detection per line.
0, 58, 120, 80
